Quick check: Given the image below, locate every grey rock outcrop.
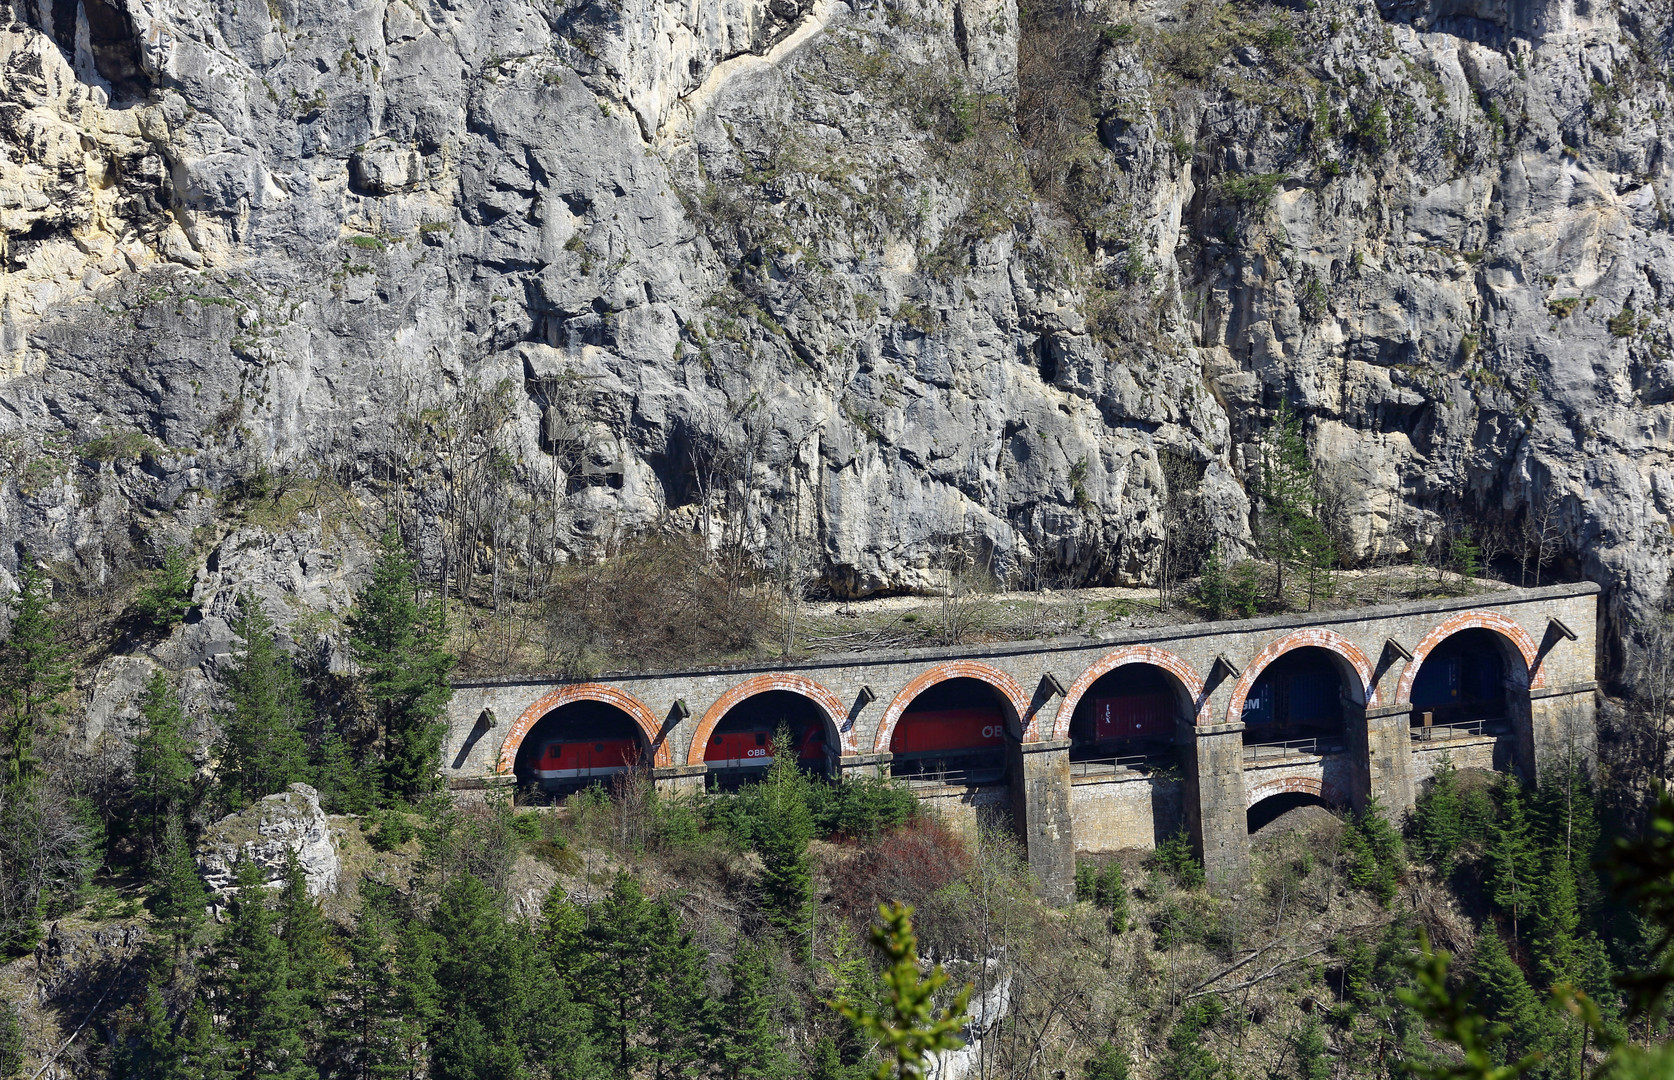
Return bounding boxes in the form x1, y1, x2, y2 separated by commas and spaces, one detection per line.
0, 0, 1669, 668
195, 783, 340, 898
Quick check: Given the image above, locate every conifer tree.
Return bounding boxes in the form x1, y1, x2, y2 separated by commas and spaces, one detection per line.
149, 811, 207, 961
310, 715, 372, 815
119, 962, 185, 1080
647, 900, 712, 1080
388, 904, 442, 1080
0, 553, 70, 784
1486, 777, 1539, 941
135, 545, 197, 631
712, 944, 792, 1080
330, 894, 403, 1080
1083, 1041, 1131, 1080
1193, 541, 1228, 619
1471, 928, 1546, 1062
1254, 402, 1336, 607
1094, 862, 1129, 933
1416, 759, 1465, 873
133, 671, 196, 856
1532, 847, 1583, 988
1291, 1017, 1331, 1080
540, 883, 588, 986
831, 903, 971, 1080
216, 593, 311, 809
214, 856, 313, 1080
756, 725, 815, 953
347, 531, 454, 804
276, 852, 335, 1049
580, 872, 658, 1076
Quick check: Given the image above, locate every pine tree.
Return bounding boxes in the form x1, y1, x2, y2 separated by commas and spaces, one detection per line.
214, 856, 314, 1080
1291, 1017, 1331, 1080
1416, 759, 1465, 875
1470, 927, 1546, 1063
149, 811, 207, 961
831, 903, 971, 1080
310, 714, 372, 815
216, 593, 311, 809
133, 671, 197, 857
647, 900, 712, 1080
276, 851, 335, 1049
1532, 846, 1583, 988
0, 553, 71, 784
579, 872, 658, 1076
1486, 777, 1538, 942
135, 545, 197, 631
1254, 402, 1336, 608
347, 531, 454, 804
756, 725, 815, 953
540, 883, 588, 987
388, 904, 441, 1080
1083, 1041, 1131, 1080
1094, 862, 1129, 933
1193, 541, 1228, 619
119, 962, 184, 1080
711, 944, 791, 1080
330, 895, 402, 1080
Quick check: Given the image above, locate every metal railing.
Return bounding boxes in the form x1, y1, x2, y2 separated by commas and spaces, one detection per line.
1412, 717, 1508, 741
1242, 736, 1347, 761
1068, 754, 1152, 777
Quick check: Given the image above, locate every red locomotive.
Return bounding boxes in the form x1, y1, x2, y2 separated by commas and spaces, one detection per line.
532, 737, 639, 782
703, 724, 826, 770
889, 709, 1007, 757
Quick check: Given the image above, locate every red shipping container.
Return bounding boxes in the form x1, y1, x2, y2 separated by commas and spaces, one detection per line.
1093, 693, 1175, 740
890, 709, 1006, 756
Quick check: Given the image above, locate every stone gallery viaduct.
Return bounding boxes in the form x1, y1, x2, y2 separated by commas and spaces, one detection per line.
444, 583, 1599, 903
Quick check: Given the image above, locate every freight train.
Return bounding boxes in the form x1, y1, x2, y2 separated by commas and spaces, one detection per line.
1241, 662, 1340, 736
1410, 649, 1504, 724
702, 724, 827, 770
888, 708, 1007, 758
532, 737, 640, 785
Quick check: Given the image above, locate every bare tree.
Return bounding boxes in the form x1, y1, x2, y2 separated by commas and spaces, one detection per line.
1520, 485, 1565, 587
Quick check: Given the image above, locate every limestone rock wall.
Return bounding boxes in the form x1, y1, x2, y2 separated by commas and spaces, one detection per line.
0, 0, 1669, 663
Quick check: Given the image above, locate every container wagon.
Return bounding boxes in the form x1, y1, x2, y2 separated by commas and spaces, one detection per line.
889, 709, 1006, 757
1091, 693, 1175, 741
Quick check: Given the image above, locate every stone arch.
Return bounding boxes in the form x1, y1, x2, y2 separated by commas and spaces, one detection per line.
686, 673, 853, 766
1226, 629, 1376, 725
872, 660, 1032, 752
1395, 609, 1544, 704
498, 684, 667, 775
1245, 774, 1348, 810
1052, 645, 1208, 740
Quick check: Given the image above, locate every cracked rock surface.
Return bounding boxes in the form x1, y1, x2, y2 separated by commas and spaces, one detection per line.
0, 0, 1670, 669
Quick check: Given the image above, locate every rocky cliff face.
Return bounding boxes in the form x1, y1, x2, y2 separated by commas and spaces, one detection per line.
0, 0, 1669, 660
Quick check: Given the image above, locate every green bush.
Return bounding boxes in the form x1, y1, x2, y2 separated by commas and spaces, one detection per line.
1149, 827, 1206, 890
365, 809, 416, 852
134, 545, 196, 631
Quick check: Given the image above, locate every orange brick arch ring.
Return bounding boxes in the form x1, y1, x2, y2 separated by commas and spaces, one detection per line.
1225, 628, 1377, 726
1394, 609, 1545, 705
686, 673, 855, 767
1051, 645, 1208, 741
1245, 774, 1348, 810
498, 684, 669, 775
872, 660, 1033, 752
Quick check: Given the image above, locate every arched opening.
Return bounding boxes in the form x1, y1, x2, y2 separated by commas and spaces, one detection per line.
1066, 663, 1189, 775
1410, 627, 1516, 740
1247, 791, 1337, 834
1241, 647, 1354, 756
513, 699, 650, 797
888, 677, 1009, 786
702, 690, 833, 786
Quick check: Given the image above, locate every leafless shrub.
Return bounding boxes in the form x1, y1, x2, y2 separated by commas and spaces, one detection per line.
538, 534, 769, 675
